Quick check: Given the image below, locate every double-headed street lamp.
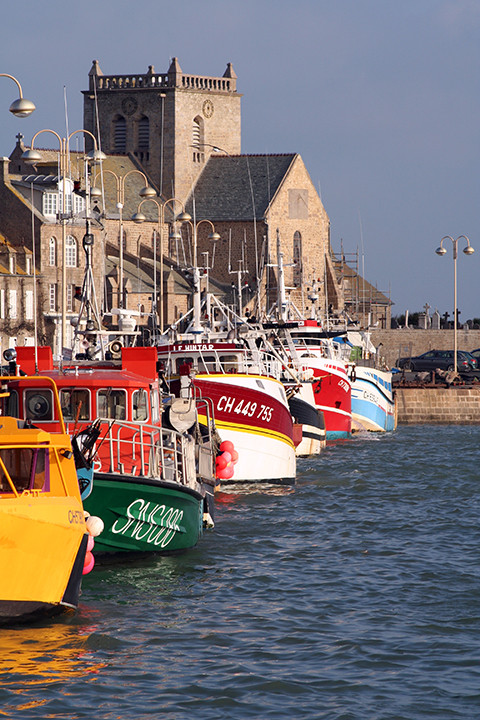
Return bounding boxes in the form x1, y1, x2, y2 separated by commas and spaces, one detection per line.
91, 171, 156, 310
132, 198, 188, 333
435, 235, 475, 376
0, 73, 35, 117
23, 129, 106, 357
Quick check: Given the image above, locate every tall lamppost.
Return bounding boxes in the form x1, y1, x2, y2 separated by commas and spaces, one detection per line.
91, 171, 156, 310
22, 129, 106, 357
132, 197, 188, 333
177, 216, 220, 332
435, 235, 475, 375
0, 73, 35, 117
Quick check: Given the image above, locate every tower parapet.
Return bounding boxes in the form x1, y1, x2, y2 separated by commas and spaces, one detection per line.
87, 58, 237, 93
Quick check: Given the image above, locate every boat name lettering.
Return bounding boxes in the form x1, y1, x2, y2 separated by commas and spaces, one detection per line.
173, 343, 215, 352
363, 390, 377, 404
68, 509, 84, 525
217, 395, 273, 422
111, 498, 183, 548
338, 379, 350, 393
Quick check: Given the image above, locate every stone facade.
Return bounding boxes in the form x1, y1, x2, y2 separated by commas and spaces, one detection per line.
83, 59, 242, 202
396, 386, 480, 424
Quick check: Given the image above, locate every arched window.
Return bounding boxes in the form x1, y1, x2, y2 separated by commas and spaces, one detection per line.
138, 116, 149, 150
65, 236, 77, 268
293, 231, 303, 287
192, 118, 201, 147
49, 237, 56, 266
113, 115, 126, 153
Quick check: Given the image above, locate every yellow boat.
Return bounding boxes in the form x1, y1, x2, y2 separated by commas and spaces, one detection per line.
0, 376, 89, 624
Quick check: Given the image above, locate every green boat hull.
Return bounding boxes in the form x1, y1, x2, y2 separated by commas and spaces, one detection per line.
83, 473, 204, 555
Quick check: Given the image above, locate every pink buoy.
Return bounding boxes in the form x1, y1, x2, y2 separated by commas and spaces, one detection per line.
221, 464, 235, 480
87, 535, 95, 552
83, 550, 95, 575
220, 451, 232, 463
219, 440, 235, 455
216, 454, 228, 471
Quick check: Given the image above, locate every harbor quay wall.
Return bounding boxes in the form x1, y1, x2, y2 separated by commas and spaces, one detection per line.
369, 329, 480, 369
395, 386, 480, 424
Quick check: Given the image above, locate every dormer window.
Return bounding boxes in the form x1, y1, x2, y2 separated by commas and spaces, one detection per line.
42, 180, 85, 218
8, 255, 15, 274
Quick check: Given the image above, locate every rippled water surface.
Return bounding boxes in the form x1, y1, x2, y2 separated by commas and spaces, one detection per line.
2, 425, 480, 719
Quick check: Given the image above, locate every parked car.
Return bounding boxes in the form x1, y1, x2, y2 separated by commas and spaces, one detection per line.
396, 350, 478, 373
469, 348, 480, 361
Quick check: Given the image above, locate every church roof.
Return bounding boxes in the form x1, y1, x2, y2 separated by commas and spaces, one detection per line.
186, 154, 297, 222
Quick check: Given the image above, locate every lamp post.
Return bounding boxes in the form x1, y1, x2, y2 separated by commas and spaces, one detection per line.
0, 73, 35, 117
177, 216, 220, 332
435, 235, 475, 375
22, 129, 106, 358
132, 197, 188, 333
91, 171, 156, 310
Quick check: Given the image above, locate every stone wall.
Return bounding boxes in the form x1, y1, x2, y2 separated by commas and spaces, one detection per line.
370, 329, 480, 369
396, 386, 480, 424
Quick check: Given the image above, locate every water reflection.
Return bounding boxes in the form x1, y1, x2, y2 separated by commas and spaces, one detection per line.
0, 616, 105, 716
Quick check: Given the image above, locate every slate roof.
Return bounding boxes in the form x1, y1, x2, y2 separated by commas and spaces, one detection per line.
186, 154, 297, 222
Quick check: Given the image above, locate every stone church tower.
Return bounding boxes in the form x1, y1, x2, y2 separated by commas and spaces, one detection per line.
83, 59, 241, 201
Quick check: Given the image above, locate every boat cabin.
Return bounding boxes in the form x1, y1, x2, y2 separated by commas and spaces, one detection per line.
3, 346, 161, 432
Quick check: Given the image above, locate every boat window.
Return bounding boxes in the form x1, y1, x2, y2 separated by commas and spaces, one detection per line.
1, 389, 18, 418
25, 389, 54, 422
60, 388, 90, 422
197, 356, 216, 374
132, 388, 149, 422
219, 355, 239, 372
151, 388, 160, 423
0, 448, 49, 494
97, 389, 126, 420
176, 358, 194, 373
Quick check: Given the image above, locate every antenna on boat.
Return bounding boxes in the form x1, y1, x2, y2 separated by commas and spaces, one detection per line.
71, 220, 106, 360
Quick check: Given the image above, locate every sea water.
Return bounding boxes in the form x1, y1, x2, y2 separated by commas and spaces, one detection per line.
1, 425, 480, 719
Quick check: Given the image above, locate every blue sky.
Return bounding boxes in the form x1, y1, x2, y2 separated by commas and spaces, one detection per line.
1, 0, 479, 320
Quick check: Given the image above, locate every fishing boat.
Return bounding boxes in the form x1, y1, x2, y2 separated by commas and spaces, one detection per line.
269, 320, 352, 440
0, 375, 91, 623
156, 333, 296, 484
5, 346, 216, 556
287, 385, 326, 456
346, 332, 397, 432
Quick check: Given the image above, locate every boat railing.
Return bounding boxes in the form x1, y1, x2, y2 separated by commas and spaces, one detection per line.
66, 418, 197, 488
163, 345, 283, 379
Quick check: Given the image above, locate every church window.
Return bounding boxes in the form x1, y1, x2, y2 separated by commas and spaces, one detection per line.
293, 231, 303, 287
192, 116, 204, 161
138, 116, 150, 149
114, 116, 126, 153
192, 118, 201, 147
66, 236, 77, 268
49, 237, 56, 266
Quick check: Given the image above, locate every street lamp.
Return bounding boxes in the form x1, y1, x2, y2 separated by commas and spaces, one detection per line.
22, 128, 106, 358
435, 234, 475, 376
132, 197, 188, 333
0, 73, 35, 117
177, 216, 220, 332
91, 170, 156, 309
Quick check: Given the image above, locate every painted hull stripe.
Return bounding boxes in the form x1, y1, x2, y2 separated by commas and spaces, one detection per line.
198, 415, 295, 448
